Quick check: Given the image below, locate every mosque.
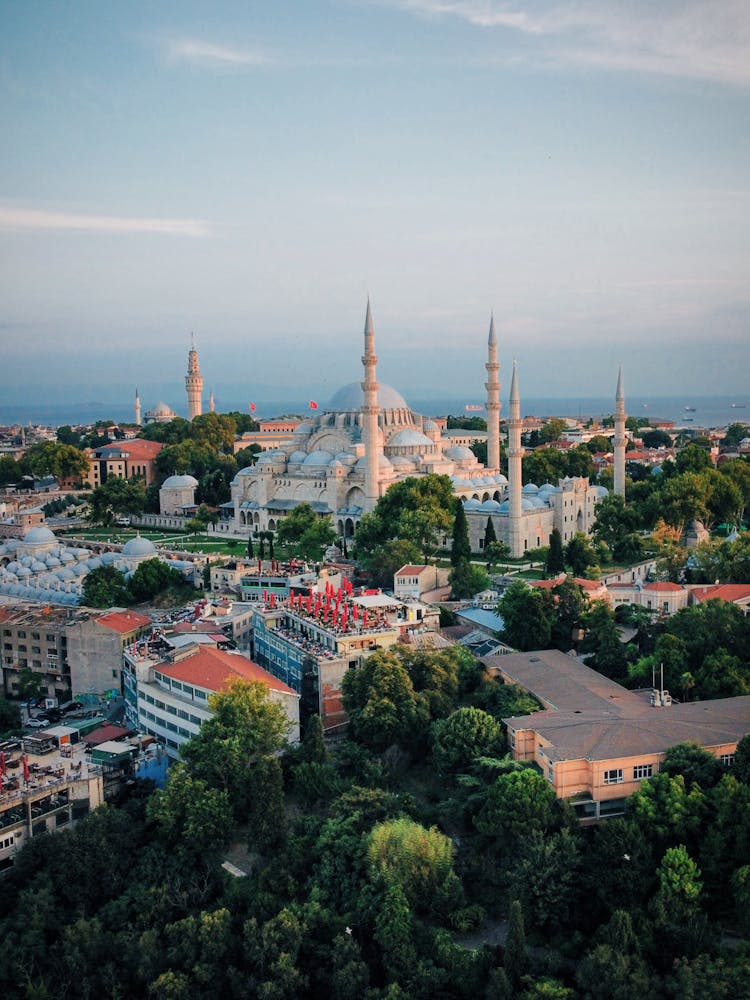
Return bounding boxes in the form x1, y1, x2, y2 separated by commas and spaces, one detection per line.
0, 527, 197, 606
136, 334, 214, 426
226, 302, 624, 557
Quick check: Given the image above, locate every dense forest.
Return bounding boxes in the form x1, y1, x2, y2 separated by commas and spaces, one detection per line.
1, 646, 749, 999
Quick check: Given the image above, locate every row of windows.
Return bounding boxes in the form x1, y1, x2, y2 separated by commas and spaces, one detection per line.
605, 763, 654, 785
140, 692, 202, 726
0, 834, 15, 850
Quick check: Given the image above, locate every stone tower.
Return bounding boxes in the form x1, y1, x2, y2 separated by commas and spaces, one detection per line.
134, 387, 142, 427
209, 389, 215, 413
361, 299, 381, 510
614, 366, 626, 498
185, 334, 203, 420
485, 314, 501, 472
508, 361, 524, 558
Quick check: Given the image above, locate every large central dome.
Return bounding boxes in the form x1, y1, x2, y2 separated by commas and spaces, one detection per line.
327, 381, 410, 413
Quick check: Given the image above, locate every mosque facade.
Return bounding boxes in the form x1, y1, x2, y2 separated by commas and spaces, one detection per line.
227, 302, 620, 557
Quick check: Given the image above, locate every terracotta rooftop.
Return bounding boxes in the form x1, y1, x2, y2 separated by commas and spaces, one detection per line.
94, 439, 164, 459
395, 565, 429, 576
96, 610, 152, 634
157, 645, 297, 697
691, 584, 750, 604
643, 581, 684, 592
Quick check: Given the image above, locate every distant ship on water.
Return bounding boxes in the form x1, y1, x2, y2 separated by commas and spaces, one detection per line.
464, 404, 484, 412
684, 405, 696, 412
731, 403, 746, 408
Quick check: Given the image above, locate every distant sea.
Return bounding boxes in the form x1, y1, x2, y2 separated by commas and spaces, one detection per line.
1, 394, 748, 431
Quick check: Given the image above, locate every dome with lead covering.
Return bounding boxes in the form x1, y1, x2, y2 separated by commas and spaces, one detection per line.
122, 535, 157, 557
23, 526, 56, 544
328, 381, 410, 413
162, 474, 199, 489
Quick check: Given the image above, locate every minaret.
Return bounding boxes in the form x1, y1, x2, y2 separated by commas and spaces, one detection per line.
185, 333, 204, 420
134, 388, 141, 427
361, 298, 381, 510
485, 314, 501, 472
508, 361, 524, 558
209, 389, 215, 413
614, 366, 626, 498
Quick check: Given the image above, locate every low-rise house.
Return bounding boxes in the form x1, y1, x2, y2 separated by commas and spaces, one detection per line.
86, 439, 164, 488
394, 564, 439, 601
689, 584, 750, 614
607, 580, 688, 616
485, 649, 750, 822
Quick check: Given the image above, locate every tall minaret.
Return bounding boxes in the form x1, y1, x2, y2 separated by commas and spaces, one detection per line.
134, 388, 142, 427
209, 389, 215, 413
614, 366, 626, 498
508, 361, 524, 558
185, 333, 204, 420
485, 314, 501, 472
361, 298, 381, 510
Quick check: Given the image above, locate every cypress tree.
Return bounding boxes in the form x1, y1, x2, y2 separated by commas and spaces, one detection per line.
451, 500, 472, 568
484, 515, 497, 549
302, 713, 327, 763
503, 899, 526, 987
246, 535, 253, 558
545, 528, 564, 577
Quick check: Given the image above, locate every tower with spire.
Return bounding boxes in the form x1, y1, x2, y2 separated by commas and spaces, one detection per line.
361, 299, 382, 510
209, 389, 215, 413
185, 333, 204, 420
508, 361, 525, 558
614, 366, 626, 497
485, 314, 501, 472
134, 388, 141, 427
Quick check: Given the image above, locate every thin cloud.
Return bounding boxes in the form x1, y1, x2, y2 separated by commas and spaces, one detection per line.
0, 206, 211, 237
389, 0, 750, 87
164, 37, 273, 69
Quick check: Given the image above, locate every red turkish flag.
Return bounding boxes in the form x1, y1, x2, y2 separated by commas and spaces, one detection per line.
249, 402, 256, 412
309, 400, 318, 409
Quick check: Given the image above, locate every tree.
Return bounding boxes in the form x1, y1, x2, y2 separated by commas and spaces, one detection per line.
181, 677, 290, 820
550, 577, 586, 651
128, 557, 188, 602
585, 434, 613, 453
374, 882, 416, 983
21, 440, 89, 482
626, 772, 705, 848
503, 899, 526, 987
301, 713, 327, 763
354, 475, 455, 562
497, 581, 553, 651
0, 456, 21, 486
89, 476, 147, 524
580, 600, 627, 680
641, 428, 673, 449
342, 649, 428, 751
732, 734, 750, 784
277, 503, 336, 559
81, 564, 129, 608
676, 443, 713, 474
661, 742, 723, 789
146, 762, 233, 861
449, 559, 490, 599
485, 540, 510, 572
545, 528, 565, 576
450, 500, 472, 567
367, 817, 457, 914
431, 707, 504, 773
0, 696, 21, 733
539, 418, 567, 444
246, 754, 286, 851
484, 515, 497, 549
564, 532, 598, 577
475, 768, 558, 844
721, 422, 750, 448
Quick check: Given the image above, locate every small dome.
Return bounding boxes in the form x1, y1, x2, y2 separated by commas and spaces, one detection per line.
355, 453, 392, 469
330, 460, 343, 470
100, 552, 118, 564
498, 500, 511, 512
388, 429, 432, 447
16, 566, 31, 577
303, 450, 334, 467
334, 451, 357, 464
257, 450, 286, 465
45, 555, 61, 568
23, 526, 56, 544
479, 499, 501, 511
389, 455, 415, 466
293, 421, 314, 435
288, 451, 308, 464
463, 498, 482, 511
522, 483, 539, 494
424, 419, 439, 431
122, 535, 157, 557
445, 445, 475, 460
57, 567, 75, 580
85, 557, 102, 571
595, 485, 609, 498
59, 550, 75, 563
162, 474, 199, 489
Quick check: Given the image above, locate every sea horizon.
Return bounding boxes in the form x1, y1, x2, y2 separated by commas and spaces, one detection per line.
0, 393, 748, 432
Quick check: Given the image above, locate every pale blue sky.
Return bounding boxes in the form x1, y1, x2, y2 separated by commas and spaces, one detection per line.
1, 0, 748, 407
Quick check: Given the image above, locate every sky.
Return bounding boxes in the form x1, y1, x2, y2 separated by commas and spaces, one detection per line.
1, 0, 749, 410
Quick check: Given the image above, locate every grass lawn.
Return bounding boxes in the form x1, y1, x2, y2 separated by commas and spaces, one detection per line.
61, 527, 302, 561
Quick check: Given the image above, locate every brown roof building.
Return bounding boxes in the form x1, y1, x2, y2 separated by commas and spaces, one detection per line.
485, 649, 750, 822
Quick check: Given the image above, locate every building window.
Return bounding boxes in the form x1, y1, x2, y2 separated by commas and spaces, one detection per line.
604, 768, 623, 785
720, 754, 735, 767
633, 764, 653, 780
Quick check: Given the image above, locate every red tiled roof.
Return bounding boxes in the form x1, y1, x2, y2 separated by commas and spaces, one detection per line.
691, 584, 750, 604
395, 565, 429, 576
157, 645, 297, 697
644, 581, 684, 592
98, 439, 164, 459
531, 575, 602, 592
83, 723, 133, 746
97, 610, 152, 634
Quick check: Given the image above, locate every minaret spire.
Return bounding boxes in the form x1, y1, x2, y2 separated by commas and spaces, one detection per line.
508, 361, 524, 558
135, 387, 142, 427
485, 313, 501, 472
361, 297, 381, 510
614, 365, 626, 498
185, 335, 204, 420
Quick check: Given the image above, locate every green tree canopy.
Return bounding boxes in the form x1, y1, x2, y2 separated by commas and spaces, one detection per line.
354, 475, 455, 562
431, 707, 504, 772
81, 564, 130, 608
475, 768, 558, 844
342, 649, 429, 751
276, 503, 337, 560
89, 476, 147, 524
497, 581, 553, 651
367, 816, 456, 912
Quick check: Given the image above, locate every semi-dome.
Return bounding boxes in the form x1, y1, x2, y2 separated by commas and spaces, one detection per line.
334, 451, 356, 464
355, 453, 392, 469
162, 474, 199, 488
23, 526, 56, 544
122, 535, 157, 558
388, 429, 432, 447
328, 381, 410, 413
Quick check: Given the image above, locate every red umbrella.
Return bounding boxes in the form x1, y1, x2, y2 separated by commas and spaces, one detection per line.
22, 755, 29, 783
0, 752, 5, 778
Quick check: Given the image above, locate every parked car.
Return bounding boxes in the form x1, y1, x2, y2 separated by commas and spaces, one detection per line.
26, 718, 50, 730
